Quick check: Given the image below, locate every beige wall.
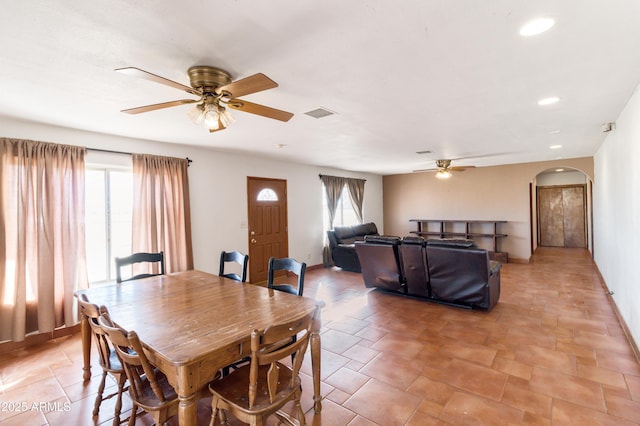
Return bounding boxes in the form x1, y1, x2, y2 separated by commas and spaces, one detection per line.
383, 157, 593, 262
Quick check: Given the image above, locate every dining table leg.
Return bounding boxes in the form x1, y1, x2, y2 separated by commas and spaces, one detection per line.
80, 312, 92, 381
311, 305, 323, 414
178, 394, 197, 426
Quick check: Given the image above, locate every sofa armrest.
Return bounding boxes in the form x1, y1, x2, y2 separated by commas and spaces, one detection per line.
489, 260, 502, 275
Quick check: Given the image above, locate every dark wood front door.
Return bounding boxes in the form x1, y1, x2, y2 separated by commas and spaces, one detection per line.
537, 185, 586, 248
247, 177, 288, 283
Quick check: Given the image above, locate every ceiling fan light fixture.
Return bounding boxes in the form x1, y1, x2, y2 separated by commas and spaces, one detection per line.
203, 103, 222, 130
219, 106, 235, 127
187, 103, 204, 124
435, 170, 452, 179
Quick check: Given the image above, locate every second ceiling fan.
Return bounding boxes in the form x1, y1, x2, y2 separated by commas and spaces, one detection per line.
414, 159, 476, 179
116, 66, 294, 132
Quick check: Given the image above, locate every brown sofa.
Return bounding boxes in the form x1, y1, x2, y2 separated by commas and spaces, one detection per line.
327, 222, 379, 272
355, 235, 501, 310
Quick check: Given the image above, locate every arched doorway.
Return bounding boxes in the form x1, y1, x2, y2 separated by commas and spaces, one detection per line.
532, 167, 593, 253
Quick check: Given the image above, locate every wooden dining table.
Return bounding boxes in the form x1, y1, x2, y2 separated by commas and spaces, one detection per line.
75, 270, 322, 426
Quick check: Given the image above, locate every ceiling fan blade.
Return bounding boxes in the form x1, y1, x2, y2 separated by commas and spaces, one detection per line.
116, 67, 201, 96
217, 73, 278, 98
412, 168, 437, 173
121, 99, 198, 114
227, 99, 294, 122
449, 166, 476, 172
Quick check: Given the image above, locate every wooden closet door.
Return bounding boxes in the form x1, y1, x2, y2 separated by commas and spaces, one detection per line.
562, 186, 586, 248
537, 185, 586, 248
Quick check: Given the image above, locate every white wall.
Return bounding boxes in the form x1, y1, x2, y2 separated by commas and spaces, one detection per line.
0, 116, 384, 274
594, 82, 640, 346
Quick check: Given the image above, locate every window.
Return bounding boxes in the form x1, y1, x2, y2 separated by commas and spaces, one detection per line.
257, 188, 278, 201
322, 185, 359, 228
85, 166, 133, 284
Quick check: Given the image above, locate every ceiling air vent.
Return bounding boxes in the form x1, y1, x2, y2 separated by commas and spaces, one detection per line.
304, 107, 335, 119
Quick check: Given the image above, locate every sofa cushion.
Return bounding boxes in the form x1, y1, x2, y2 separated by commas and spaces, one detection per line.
333, 222, 378, 241
402, 236, 425, 245
364, 235, 401, 245
426, 238, 476, 248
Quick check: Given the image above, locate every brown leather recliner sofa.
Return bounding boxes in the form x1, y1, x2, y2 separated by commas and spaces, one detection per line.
327, 222, 379, 272
354, 235, 501, 310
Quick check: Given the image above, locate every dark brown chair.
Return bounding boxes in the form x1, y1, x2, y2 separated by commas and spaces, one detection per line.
115, 251, 164, 283
267, 257, 306, 296
208, 311, 314, 426
219, 250, 249, 282
77, 295, 127, 426
98, 312, 179, 426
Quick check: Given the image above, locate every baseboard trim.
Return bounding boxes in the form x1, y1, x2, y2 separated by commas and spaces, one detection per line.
594, 263, 640, 364
306, 263, 324, 271
508, 257, 530, 264
0, 323, 80, 355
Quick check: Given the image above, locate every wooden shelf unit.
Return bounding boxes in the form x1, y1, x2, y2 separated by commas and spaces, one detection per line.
409, 219, 508, 261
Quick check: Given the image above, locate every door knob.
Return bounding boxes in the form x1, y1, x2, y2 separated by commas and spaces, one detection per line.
251, 238, 257, 244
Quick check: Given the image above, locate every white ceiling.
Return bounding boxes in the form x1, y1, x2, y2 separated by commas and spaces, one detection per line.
1, 1, 639, 175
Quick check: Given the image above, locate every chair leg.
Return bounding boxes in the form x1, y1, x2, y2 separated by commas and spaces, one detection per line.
112, 374, 127, 426
294, 387, 306, 426
218, 408, 229, 426
93, 370, 108, 417
128, 403, 137, 426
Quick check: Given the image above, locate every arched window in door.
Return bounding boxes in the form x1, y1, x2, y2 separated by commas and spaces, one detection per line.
257, 188, 278, 201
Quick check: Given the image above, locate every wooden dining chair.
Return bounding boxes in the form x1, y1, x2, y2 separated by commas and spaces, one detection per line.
115, 251, 165, 283
77, 295, 128, 426
208, 311, 314, 426
98, 312, 179, 426
218, 250, 249, 282
267, 257, 306, 296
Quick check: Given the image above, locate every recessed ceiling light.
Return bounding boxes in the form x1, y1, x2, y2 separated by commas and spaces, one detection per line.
538, 96, 560, 106
519, 17, 555, 36
550, 144, 562, 149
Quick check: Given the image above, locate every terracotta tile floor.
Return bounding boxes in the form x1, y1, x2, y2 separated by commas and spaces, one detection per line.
1, 247, 639, 425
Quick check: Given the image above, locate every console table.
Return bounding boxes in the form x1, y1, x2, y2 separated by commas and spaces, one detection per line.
410, 219, 508, 262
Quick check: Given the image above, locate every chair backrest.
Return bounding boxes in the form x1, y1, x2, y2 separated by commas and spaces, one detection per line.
400, 236, 430, 298
115, 251, 165, 283
248, 312, 314, 408
219, 250, 249, 282
98, 313, 173, 404
354, 235, 405, 293
267, 257, 306, 296
77, 294, 119, 371
426, 245, 491, 306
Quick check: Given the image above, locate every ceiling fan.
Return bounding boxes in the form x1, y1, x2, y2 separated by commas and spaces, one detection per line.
115, 66, 294, 133
414, 159, 476, 179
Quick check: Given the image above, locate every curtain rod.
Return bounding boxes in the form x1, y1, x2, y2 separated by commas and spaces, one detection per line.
87, 147, 192, 165
318, 173, 366, 182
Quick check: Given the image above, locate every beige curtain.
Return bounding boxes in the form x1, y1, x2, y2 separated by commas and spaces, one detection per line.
132, 154, 193, 274
346, 178, 366, 224
320, 175, 346, 266
0, 138, 88, 342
